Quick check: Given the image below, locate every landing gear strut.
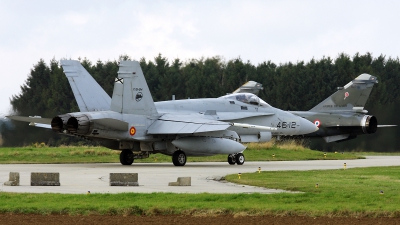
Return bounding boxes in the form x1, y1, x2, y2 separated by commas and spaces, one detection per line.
120, 149, 134, 165
172, 150, 187, 166
227, 153, 245, 165
228, 154, 236, 165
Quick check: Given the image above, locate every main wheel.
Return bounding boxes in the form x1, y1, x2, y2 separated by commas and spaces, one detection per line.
120, 150, 134, 165
227, 154, 236, 165
172, 150, 187, 166
235, 153, 245, 165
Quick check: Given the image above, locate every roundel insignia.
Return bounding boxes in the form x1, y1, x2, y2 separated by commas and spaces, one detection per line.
344, 92, 349, 100
314, 120, 321, 127
129, 126, 136, 136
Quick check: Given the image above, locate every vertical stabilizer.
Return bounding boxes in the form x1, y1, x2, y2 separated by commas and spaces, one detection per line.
61, 60, 111, 112
232, 81, 263, 95
110, 61, 158, 116
309, 74, 378, 112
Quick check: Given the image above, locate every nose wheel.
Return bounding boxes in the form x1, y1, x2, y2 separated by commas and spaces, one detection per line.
228, 153, 245, 165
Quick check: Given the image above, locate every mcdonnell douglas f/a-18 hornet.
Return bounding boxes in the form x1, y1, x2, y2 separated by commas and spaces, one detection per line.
235, 75, 396, 143
8, 60, 318, 166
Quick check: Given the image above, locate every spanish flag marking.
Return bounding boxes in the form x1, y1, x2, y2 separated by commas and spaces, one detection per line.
129, 126, 136, 136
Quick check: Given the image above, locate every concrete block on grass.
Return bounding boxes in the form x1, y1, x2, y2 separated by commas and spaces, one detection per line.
110, 173, 139, 186
31, 173, 60, 186
4, 172, 20, 186
169, 177, 191, 186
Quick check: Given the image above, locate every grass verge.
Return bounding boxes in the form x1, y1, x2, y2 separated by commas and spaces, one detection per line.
224, 166, 400, 217
0, 166, 399, 217
0, 141, 363, 164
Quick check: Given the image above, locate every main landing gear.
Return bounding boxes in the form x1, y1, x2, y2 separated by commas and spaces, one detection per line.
172, 150, 187, 166
228, 153, 245, 165
120, 149, 134, 165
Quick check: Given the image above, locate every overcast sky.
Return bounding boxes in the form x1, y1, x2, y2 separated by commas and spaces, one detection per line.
1, 0, 399, 117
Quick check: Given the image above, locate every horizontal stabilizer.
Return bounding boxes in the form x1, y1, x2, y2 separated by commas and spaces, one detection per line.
6, 116, 52, 124
29, 123, 51, 129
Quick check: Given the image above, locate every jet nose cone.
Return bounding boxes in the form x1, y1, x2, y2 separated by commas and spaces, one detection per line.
299, 117, 319, 135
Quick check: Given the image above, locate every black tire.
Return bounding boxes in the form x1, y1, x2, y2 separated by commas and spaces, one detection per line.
228, 154, 236, 165
120, 150, 134, 165
235, 153, 245, 165
172, 150, 187, 166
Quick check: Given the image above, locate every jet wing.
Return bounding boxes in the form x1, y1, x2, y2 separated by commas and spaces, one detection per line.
230, 122, 277, 132
147, 114, 230, 134
147, 114, 277, 134
215, 112, 274, 120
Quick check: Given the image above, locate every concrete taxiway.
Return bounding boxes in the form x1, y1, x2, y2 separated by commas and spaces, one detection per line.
1, 156, 399, 194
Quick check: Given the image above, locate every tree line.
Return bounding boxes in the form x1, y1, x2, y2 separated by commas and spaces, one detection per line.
1, 53, 399, 151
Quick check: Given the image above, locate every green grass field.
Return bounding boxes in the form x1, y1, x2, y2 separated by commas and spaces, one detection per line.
0, 166, 399, 217
224, 166, 400, 216
1, 143, 399, 217
0, 141, 364, 164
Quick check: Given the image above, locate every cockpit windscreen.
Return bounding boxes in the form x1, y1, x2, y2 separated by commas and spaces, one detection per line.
221, 93, 270, 107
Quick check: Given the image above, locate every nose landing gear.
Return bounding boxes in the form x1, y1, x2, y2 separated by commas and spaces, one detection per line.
228, 153, 245, 165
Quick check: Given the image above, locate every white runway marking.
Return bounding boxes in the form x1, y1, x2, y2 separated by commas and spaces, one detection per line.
0, 156, 399, 194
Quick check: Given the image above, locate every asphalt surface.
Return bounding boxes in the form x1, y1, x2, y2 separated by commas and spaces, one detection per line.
1, 156, 399, 194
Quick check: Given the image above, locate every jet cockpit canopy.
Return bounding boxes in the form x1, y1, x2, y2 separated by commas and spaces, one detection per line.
221, 93, 270, 107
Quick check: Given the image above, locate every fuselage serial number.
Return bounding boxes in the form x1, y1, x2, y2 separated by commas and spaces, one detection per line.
277, 122, 296, 129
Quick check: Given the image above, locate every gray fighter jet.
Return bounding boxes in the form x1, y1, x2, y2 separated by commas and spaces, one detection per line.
291, 74, 396, 142
8, 60, 318, 166
236, 74, 396, 143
